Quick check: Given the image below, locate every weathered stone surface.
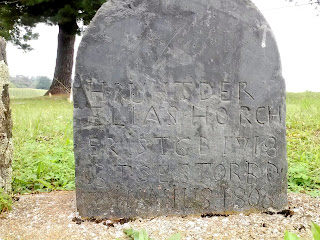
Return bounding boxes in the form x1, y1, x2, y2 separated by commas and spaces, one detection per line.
0, 37, 13, 193
0, 37, 7, 65
74, 0, 287, 219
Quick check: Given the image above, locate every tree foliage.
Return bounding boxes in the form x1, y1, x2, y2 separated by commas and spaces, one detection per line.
0, 0, 106, 50
10, 75, 35, 88
9, 75, 51, 89
35, 76, 51, 90
0, 0, 106, 94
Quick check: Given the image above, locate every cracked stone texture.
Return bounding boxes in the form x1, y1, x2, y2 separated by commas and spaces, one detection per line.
73, 0, 287, 219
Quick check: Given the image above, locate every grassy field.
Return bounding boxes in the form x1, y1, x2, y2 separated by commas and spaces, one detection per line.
8, 91, 320, 196
9, 88, 47, 99
287, 92, 320, 196
11, 95, 74, 193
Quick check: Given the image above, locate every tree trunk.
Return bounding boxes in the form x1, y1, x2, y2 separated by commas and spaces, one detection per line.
46, 22, 76, 95
0, 37, 13, 193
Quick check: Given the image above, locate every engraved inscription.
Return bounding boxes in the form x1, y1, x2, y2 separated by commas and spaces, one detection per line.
74, 0, 287, 218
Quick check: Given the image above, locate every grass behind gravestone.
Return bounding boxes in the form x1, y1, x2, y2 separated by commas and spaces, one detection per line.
287, 92, 320, 196
9, 91, 320, 196
9, 88, 47, 99
11, 95, 74, 193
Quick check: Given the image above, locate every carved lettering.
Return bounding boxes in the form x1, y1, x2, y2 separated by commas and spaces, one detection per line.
256, 106, 268, 124
234, 187, 246, 208
168, 106, 178, 125
74, 2, 287, 217
269, 106, 281, 123
260, 192, 273, 208
264, 136, 277, 158
221, 81, 231, 101
213, 164, 226, 181
181, 164, 190, 183
155, 137, 169, 155
199, 136, 210, 155
267, 162, 279, 182
161, 188, 174, 209
193, 106, 208, 125
137, 165, 150, 182
137, 138, 147, 156
201, 188, 212, 208
159, 165, 172, 183
230, 163, 241, 182
183, 188, 193, 208
253, 136, 259, 158
237, 137, 249, 148
240, 106, 252, 126
118, 165, 133, 180
247, 162, 259, 184
249, 188, 260, 206
144, 106, 161, 125
216, 107, 229, 124
239, 82, 254, 100
106, 137, 118, 156
176, 137, 190, 156
89, 137, 99, 156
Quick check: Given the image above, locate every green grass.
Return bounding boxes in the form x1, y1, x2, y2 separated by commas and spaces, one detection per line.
8, 90, 320, 196
11, 95, 74, 193
9, 88, 47, 99
287, 92, 320, 196
0, 188, 12, 214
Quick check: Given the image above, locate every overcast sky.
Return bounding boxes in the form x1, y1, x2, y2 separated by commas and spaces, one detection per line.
6, 0, 320, 92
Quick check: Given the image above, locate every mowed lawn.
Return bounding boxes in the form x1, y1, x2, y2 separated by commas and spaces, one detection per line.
9, 90, 320, 196
9, 88, 47, 99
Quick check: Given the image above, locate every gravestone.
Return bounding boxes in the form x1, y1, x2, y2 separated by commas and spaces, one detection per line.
0, 37, 13, 193
74, 0, 287, 219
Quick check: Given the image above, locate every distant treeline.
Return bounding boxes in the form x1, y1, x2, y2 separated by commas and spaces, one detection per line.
9, 75, 52, 90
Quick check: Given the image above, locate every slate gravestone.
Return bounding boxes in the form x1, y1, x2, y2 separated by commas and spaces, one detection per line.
74, 0, 287, 218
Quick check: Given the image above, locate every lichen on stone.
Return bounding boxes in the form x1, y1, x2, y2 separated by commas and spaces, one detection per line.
0, 60, 13, 193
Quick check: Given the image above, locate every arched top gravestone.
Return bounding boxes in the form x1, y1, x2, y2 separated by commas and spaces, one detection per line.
74, 0, 287, 218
